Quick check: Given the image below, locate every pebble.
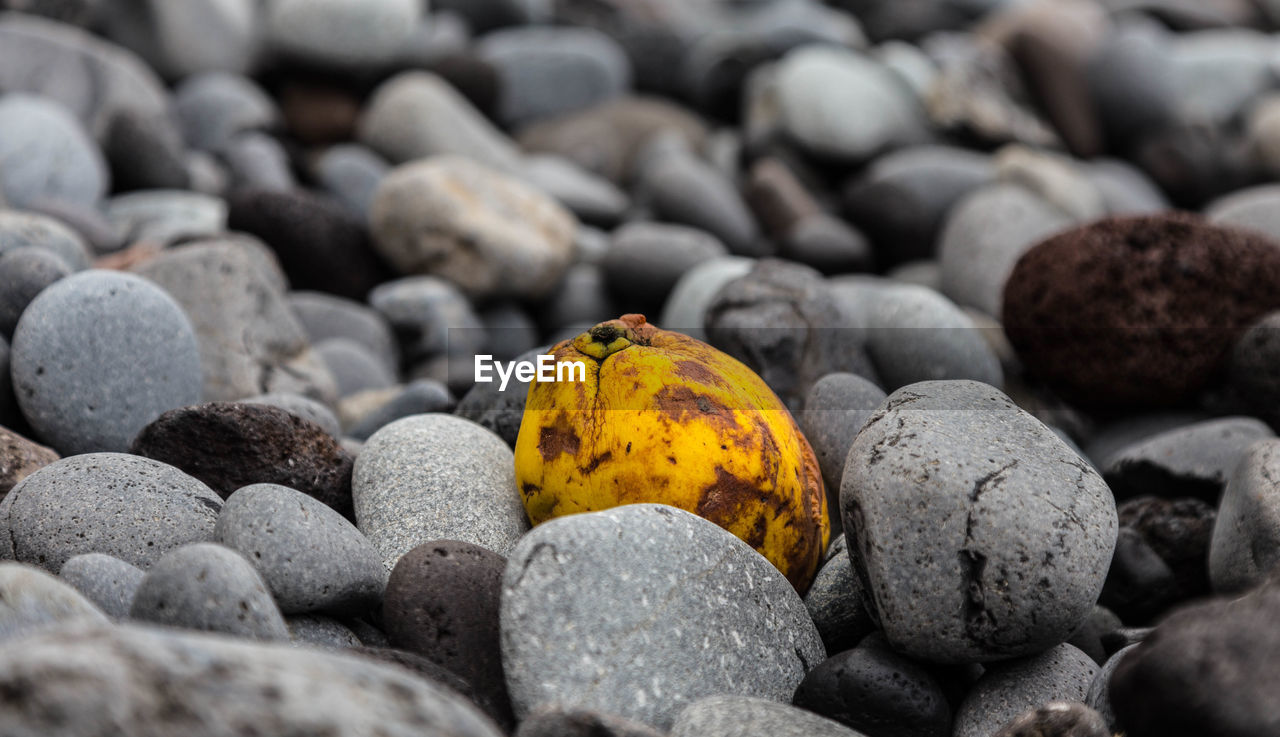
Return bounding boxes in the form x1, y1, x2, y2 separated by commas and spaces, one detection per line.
1208, 439, 1280, 594
1083, 157, 1170, 215
384, 540, 513, 729
0, 453, 221, 572
1002, 214, 1280, 407
477, 26, 632, 128
539, 263, 619, 333
1085, 644, 1137, 734
604, 222, 728, 310
0, 94, 109, 209
57, 552, 143, 619
216, 483, 384, 615
773, 46, 929, 162
638, 142, 764, 257
1205, 183, 1280, 240
1227, 310, 1280, 427
500, 504, 824, 731
103, 107, 189, 191
358, 71, 523, 171
1067, 605, 1123, 666
104, 189, 227, 246
841, 381, 1117, 663
0, 427, 57, 498
515, 707, 666, 737
1169, 29, 1276, 126
10, 270, 202, 455
455, 348, 540, 448
803, 546, 876, 655
658, 256, 755, 341
0, 622, 504, 736
289, 291, 398, 374
133, 239, 337, 403
346, 379, 455, 441
0, 563, 107, 642
519, 154, 630, 225
952, 644, 1099, 737
315, 338, 397, 399
0, 210, 92, 270
287, 614, 362, 650
793, 632, 953, 737
313, 144, 390, 220
353, 414, 528, 571
780, 214, 875, 276
370, 156, 577, 300
130, 402, 356, 520
1102, 417, 1273, 502
368, 275, 486, 364
992, 702, 1110, 737
1099, 528, 1178, 626
99, 0, 258, 79
221, 130, 295, 191
0, 246, 72, 339
242, 392, 341, 438
264, 0, 420, 69
799, 372, 887, 532
173, 71, 279, 153
129, 542, 288, 640
671, 695, 864, 737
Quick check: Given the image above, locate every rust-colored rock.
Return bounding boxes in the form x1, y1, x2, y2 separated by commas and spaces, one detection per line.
0, 426, 58, 498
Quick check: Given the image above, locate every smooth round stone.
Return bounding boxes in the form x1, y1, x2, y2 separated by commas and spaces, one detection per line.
781, 214, 874, 275
287, 614, 361, 650
0, 211, 92, 270
1209, 440, 1280, 594
803, 547, 876, 655
1085, 20, 1177, 150
1205, 183, 1280, 240
937, 182, 1075, 317
539, 263, 618, 333
130, 542, 288, 640
0, 563, 107, 642
1227, 310, 1280, 427
1067, 605, 1123, 666
346, 379, 455, 442
0, 94, 108, 209
800, 372, 886, 535
0, 0, 101, 26
315, 338, 397, 399
774, 46, 928, 162
831, 278, 1003, 392
793, 633, 952, 737
455, 347, 541, 448
222, 131, 295, 191
842, 381, 1118, 664
518, 155, 630, 225
131, 402, 355, 520
1102, 417, 1273, 502
992, 145, 1105, 221
353, 414, 528, 572
1002, 214, 1280, 407
604, 223, 728, 309
371, 156, 577, 300
133, 239, 337, 404
100, 0, 258, 78
58, 553, 143, 619
243, 392, 341, 438
0, 427, 57, 497
0, 622, 504, 736
101, 109, 187, 195
266, 0, 420, 69
501, 505, 824, 731
385, 540, 512, 729
358, 71, 523, 171
1083, 158, 1170, 215
289, 292, 398, 375
671, 696, 861, 737
1169, 30, 1276, 126
515, 707, 665, 737
104, 189, 227, 246
659, 256, 755, 341
953, 644, 1098, 737
993, 702, 1110, 737
1085, 644, 1137, 734
0, 453, 221, 572
478, 26, 631, 128
1247, 96, 1280, 179
173, 71, 279, 153
10, 270, 202, 454
368, 275, 485, 364
637, 145, 764, 257
313, 144, 389, 220
216, 484, 382, 615
0, 247, 71, 339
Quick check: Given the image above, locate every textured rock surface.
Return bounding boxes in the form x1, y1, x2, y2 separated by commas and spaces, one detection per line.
57, 553, 143, 619
952, 644, 1098, 737
1209, 439, 1280, 594
501, 504, 824, 730
1103, 417, 1273, 502
0, 427, 57, 498
671, 695, 866, 737
0, 563, 107, 642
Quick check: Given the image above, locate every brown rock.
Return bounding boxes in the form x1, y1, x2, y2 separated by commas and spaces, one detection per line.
279, 81, 361, 145
744, 157, 820, 238
1002, 214, 1280, 408
993, 701, 1109, 737
130, 402, 354, 520
0, 427, 57, 498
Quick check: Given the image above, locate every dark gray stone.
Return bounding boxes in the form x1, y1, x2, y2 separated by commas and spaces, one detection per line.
58, 552, 143, 619
800, 372, 886, 538
10, 270, 202, 454
0, 94, 108, 209
286, 614, 362, 649
0, 246, 71, 339
515, 707, 665, 737
781, 214, 874, 275
316, 338, 398, 399
0, 453, 220, 572
658, 256, 754, 342
314, 144, 390, 220
455, 348, 541, 448
501, 504, 824, 731
216, 483, 384, 615
604, 223, 728, 309
173, 71, 279, 153
841, 381, 1118, 663
1085, 644, 1137, 734
0, 210, 92, 270
1067, 605, 1123, 666
102, 107, 189, 191
539, 263, 618, 333
671, 696, 865, 737
0, 622, 505, 736
0, 562, 107, 642
802, 547, 876, 657
1209, 439, 1280, 594
129, 542, 289, 640
1103, 417, 1274, 502
353, 414, 528, 571
243, 392, 341, 438
953, 644, 1098, 737
1226, 310, 1280, 428
347, 379, 455, 442
638, 143, 763, 257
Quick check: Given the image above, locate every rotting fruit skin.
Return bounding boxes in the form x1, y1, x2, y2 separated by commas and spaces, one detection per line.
514, 314, 830, 592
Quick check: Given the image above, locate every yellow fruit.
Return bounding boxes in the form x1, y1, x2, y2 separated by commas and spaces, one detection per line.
514, 314, 829, 591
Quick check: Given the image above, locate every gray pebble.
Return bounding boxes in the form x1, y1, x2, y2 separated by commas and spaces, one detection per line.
501, 504, 824, 731
659, 256, 755, 341
104, 189, 228, 246
803, 547, 876, 655
222, 131, 295, 191
604, 222, 728, 307
173, 71, 279, 153
1085, 644, 1137, 734
841, 381, 1117, 663
519, 155, 630, 225
313, 143, 390, 220
1083, 158, 1169, 215
638, 143, 763, 256
216, 483, 384, 615
1206, 183, 1280, 241
0, 210, 92, 270
346, 379, 455, 441
242, 393, 342, 438
0, 246, 71, 339
1103, 417, 1274, 502
58, 552, 144, 619
353, 414, 528, 571
800, 372, 886, 535
0, 453, 221, 571
0, 562, 107, 643
369, 275, 485, 364
1209, 439, 1280, 594
0, 93, 109, 209
10, 270, 203, 454
1227, 311, 1280, 428
265, 0, 420, 69
992, 702, 1110, 737
953, 644, 1098, 737
455, 347, 543, 448
99, 0, 259, 79
130, 542, 288, 640
315, 338, 398, 399
1169, 30, 1275, 126
671, 695, 863, 737
540, 263, 618, 332
287, 614, 362, 650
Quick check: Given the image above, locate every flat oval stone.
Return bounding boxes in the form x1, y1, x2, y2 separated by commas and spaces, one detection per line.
11, 270, 202, 455
0, 453, 221, 572
58, 553, 144, 619
500, 504, 824, 731
841, 381, 1117, 663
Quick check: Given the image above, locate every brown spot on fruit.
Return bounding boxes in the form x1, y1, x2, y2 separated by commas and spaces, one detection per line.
746, 512, 768, 549
653, 386, 736, 432
696, 466, 758, 527
674, 359, 729, 388
580, 451, 613, 474
520, 482, 541, 498
538, 413, 580, 461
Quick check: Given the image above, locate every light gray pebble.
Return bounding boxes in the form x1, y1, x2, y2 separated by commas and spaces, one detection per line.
265, 0, 421, 69
129, 542, 288, 640
953, 644, 1098, 737
368, 275, 486, 364
315, 338, 398, 399
800, 372, 886, 536
104, 189, 228, 246
174, 71, 279, 153
99, 0, 259, 79
0, 93, 109, 209
346, 379, 455, 442
0, 210, 92, 270
0, 562, 108, 642
519, 155, 630, 225
659, 256, 755, 341
1103, 416, 1274, 501
222, 131, 295, 191
313, 143, 390, 219
671, 695, 866, 737
58, 552, 144, 619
